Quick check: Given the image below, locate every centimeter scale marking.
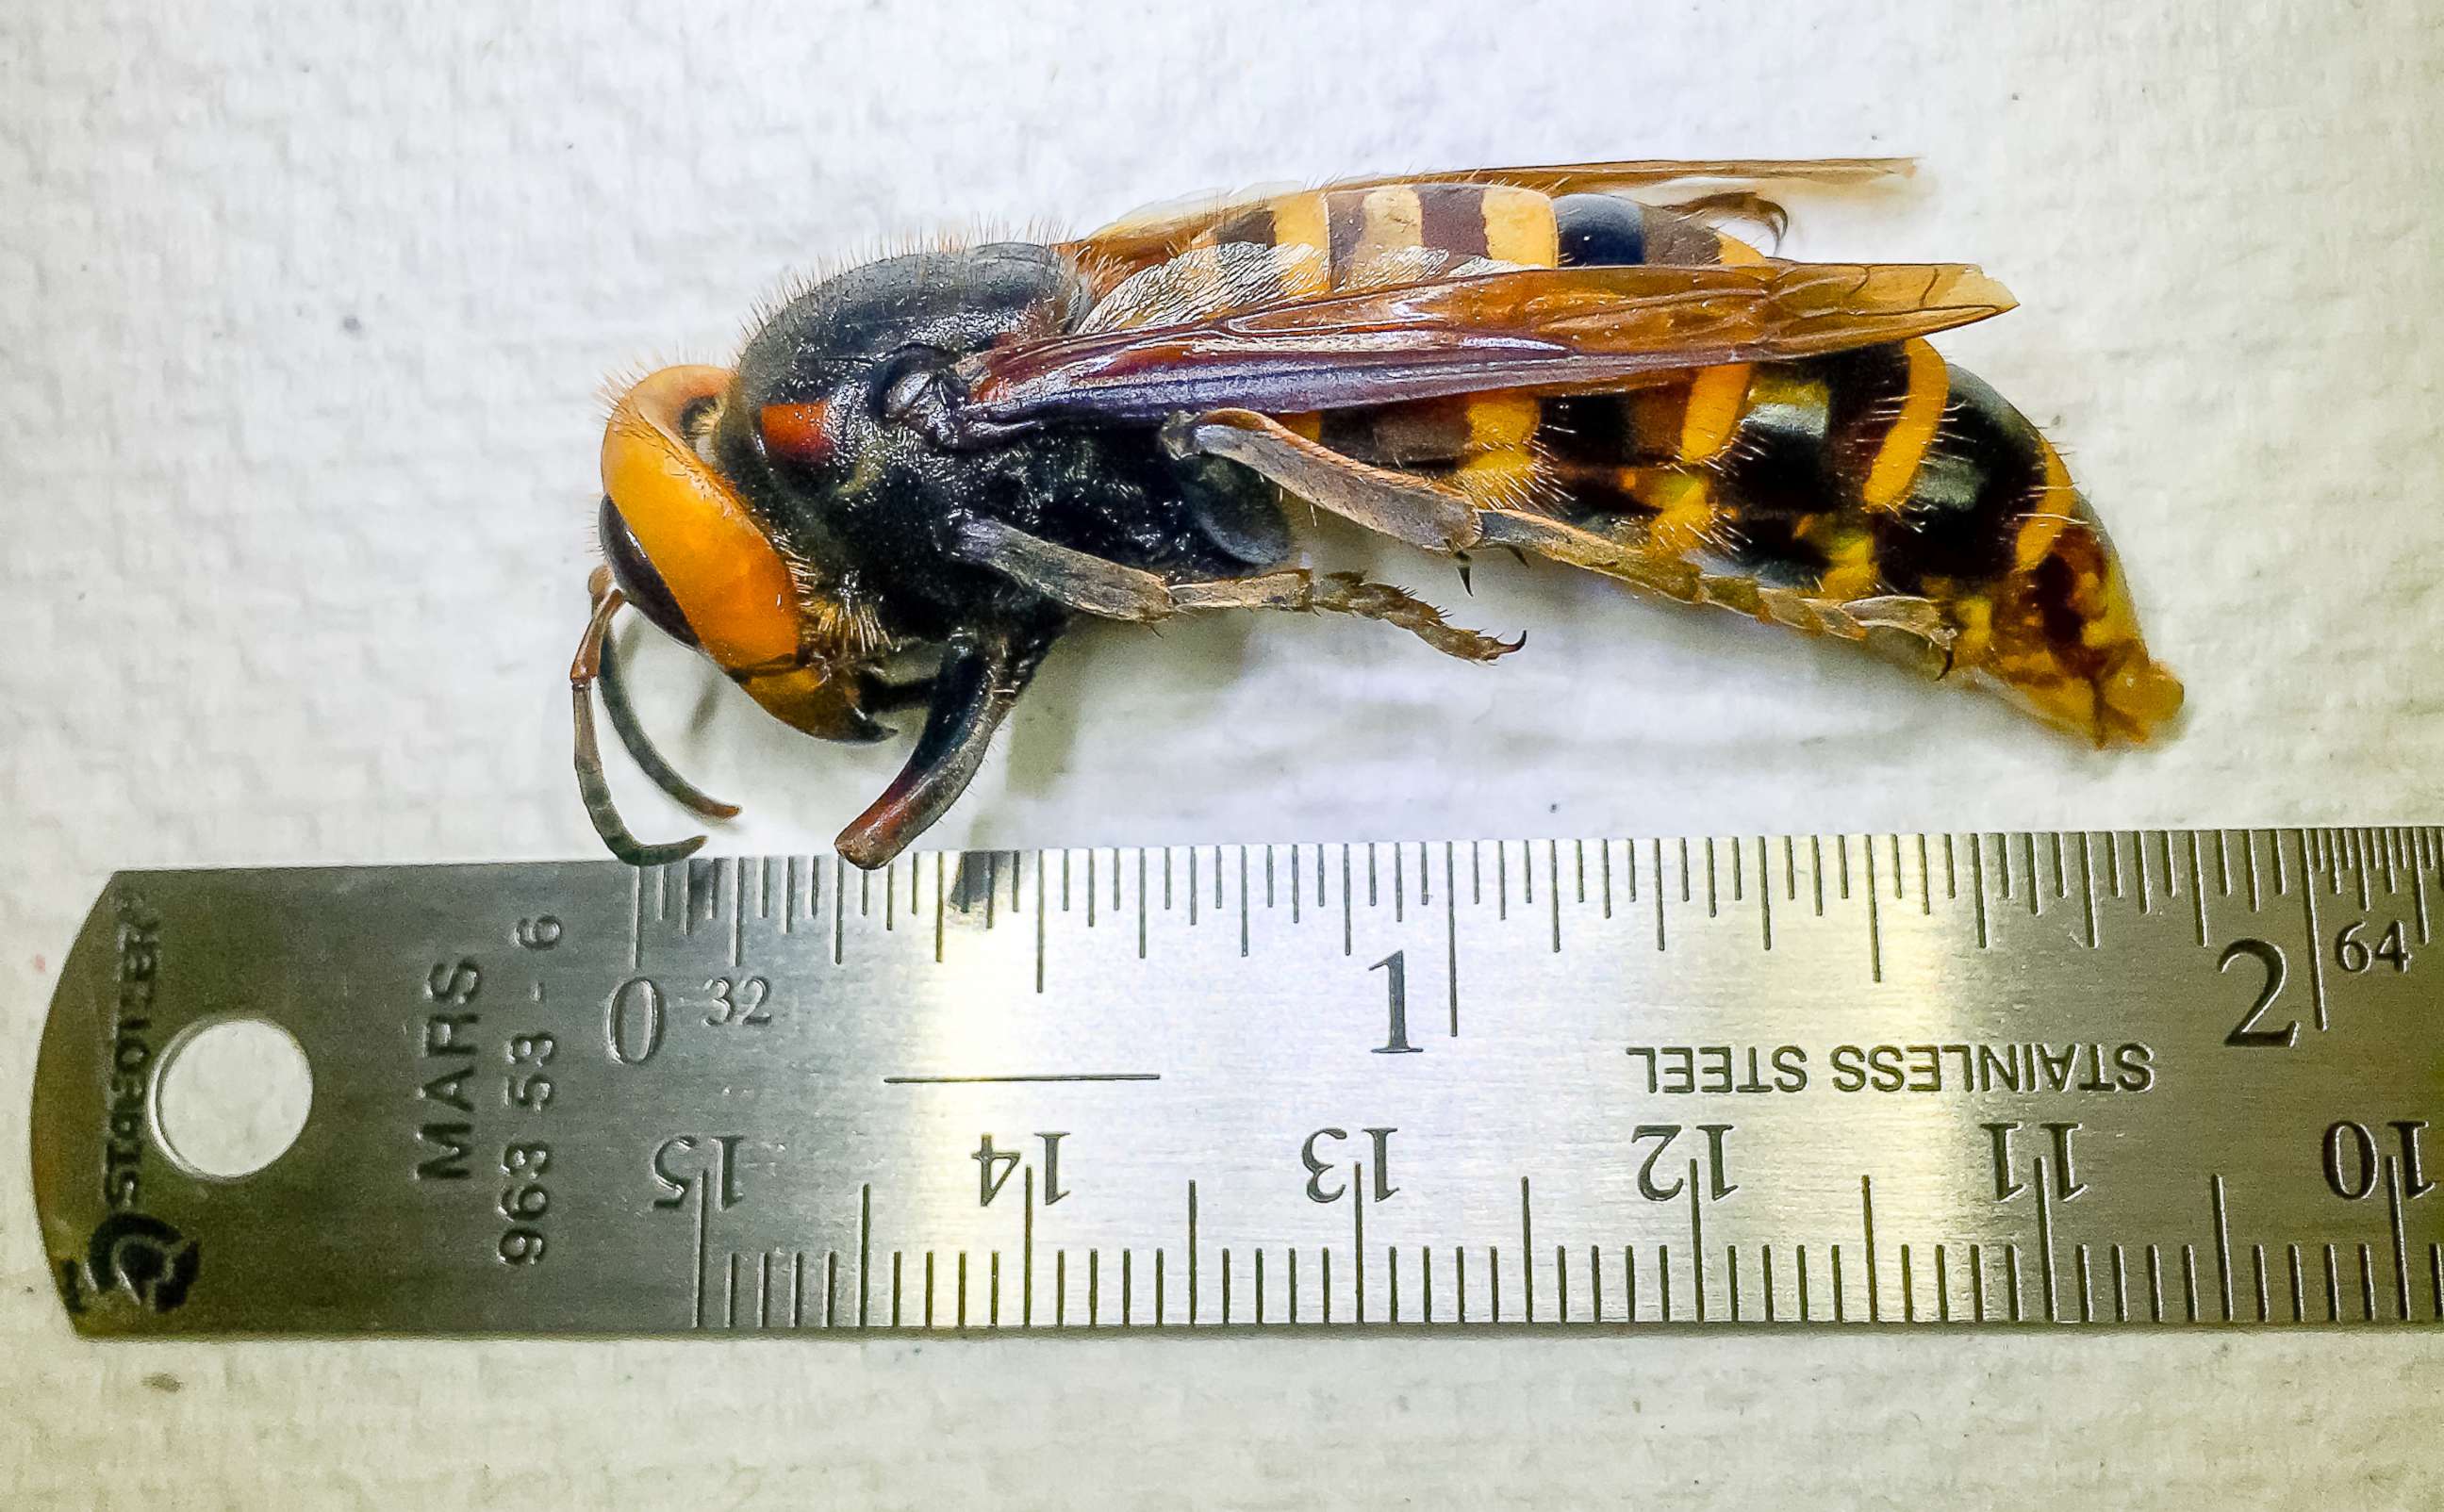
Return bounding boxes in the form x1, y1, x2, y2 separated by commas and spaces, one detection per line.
31, 828, 2444, 1336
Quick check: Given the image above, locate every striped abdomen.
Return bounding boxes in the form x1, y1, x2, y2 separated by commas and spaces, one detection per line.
1183, 183, 2180, 743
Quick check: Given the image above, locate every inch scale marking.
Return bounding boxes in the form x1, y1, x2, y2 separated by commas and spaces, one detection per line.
31, 828, 2444, 1335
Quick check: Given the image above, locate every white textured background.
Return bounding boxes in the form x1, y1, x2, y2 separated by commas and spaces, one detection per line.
5, 1, 2442, 1505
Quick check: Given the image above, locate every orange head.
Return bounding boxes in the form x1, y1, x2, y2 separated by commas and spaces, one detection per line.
594, 365, 884, 742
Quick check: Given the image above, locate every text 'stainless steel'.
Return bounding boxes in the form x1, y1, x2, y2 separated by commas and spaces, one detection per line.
35, 828, 2441, 1335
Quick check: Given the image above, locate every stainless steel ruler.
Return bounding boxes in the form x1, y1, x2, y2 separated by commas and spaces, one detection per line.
33, 828, 2444, 1336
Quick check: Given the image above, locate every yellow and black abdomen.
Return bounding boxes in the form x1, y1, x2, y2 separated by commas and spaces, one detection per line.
1187, 185, 2179, 741
1537, 195, 2178, 742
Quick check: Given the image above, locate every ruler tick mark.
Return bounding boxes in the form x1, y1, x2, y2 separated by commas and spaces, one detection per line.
2252, 1244, 2269, 1323
2188, 831, 2209, 946
883, 1073, 1159, 1084
2212, 1174, 2235, 1323
1342, 846, 1353, 956
730, 860, 745, 966
2416, 840, 2434, 945
1519, 1175, 1534, 1323
2289, 1243, 2304, 1323
2147, 1244, 2163, 1323
1549, 840, 1561, 952
1864, 846, 1883, 983
1445, 845, 1461, 1037
1971, 835, 1990, 949
2295, 831, 2329, 1030
2077, 833, 2099, 948
2387, 1156, 2413, 1321
1240, 849, 1250, 956
1356, 1165, 1369, 1323
2035, 1158, 2058, 1323
635, 869, 654, 977
1653, 839, 1668, 949
1969, 1242, 1985, 1323
1757, 837, 1773, 949
691, 1177, 709, 1330
1935, 1243, 1950, 1323
1687, 1171, 1707, 1321
1859, 1175, 1878, 1321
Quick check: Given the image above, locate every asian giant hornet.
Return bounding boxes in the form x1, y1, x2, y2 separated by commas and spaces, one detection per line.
575, 157, 2182, 868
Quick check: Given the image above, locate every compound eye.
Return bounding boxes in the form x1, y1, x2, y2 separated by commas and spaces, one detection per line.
597, 495, 700, 649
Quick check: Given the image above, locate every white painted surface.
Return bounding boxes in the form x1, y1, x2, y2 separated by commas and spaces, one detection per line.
4, 0, 2439, 1504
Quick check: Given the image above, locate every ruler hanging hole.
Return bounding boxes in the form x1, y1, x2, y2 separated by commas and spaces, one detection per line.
152, 1018, 312, 1180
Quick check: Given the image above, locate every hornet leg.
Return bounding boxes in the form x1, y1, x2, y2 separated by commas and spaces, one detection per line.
834, 627, 1050, 870
1164, 408, 1955, 657
950, 517, 1520, 663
